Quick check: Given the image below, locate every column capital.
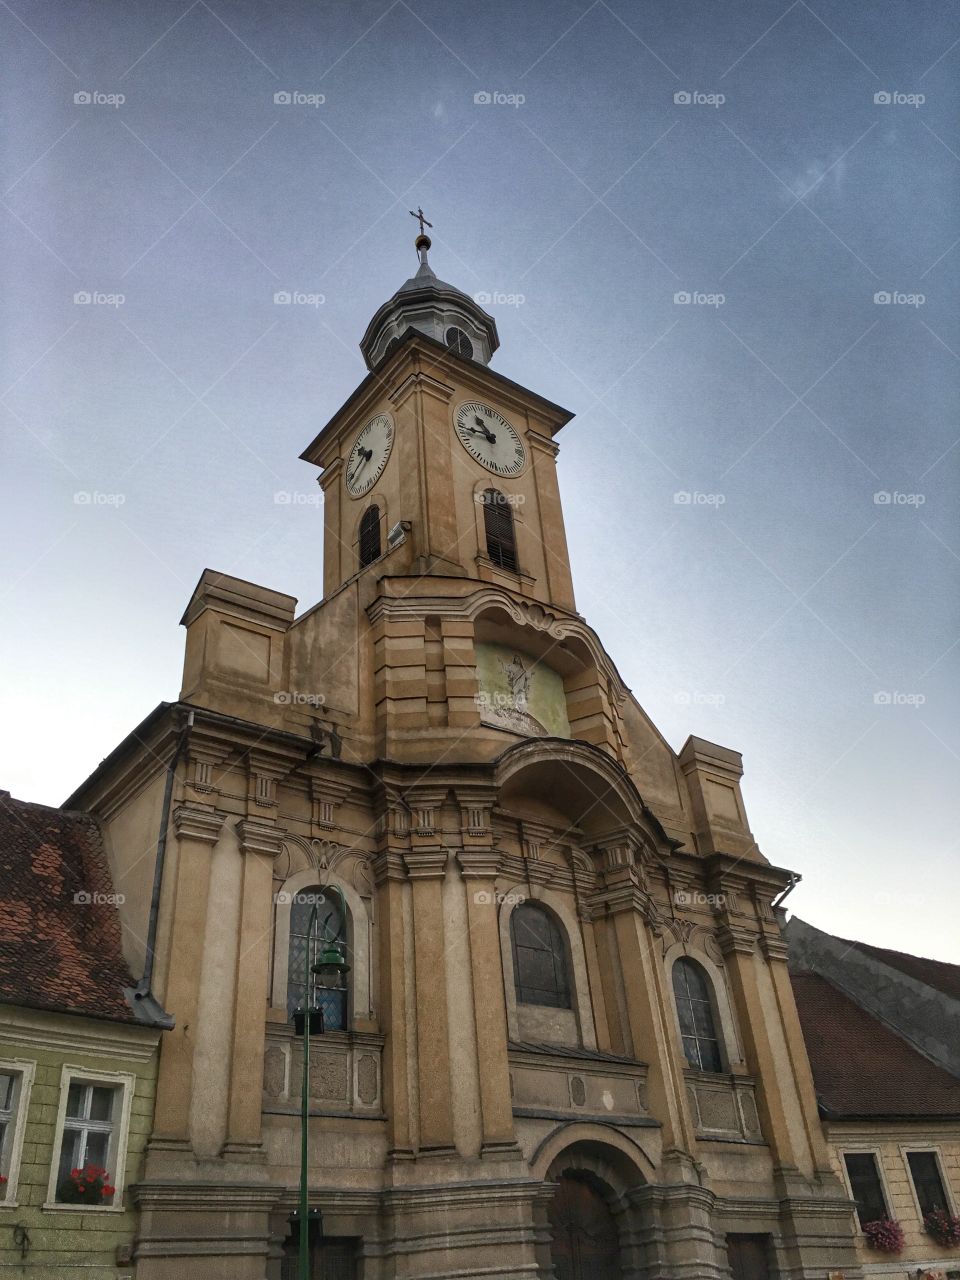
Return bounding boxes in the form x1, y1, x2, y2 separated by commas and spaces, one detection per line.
404, 848, 449, 879
173, 805, 226, 845
236, 819, 286, 859
372, 849, 408, 885
717, 923, 759, 956
457, 848, 501, 880
759, 932, 789, 963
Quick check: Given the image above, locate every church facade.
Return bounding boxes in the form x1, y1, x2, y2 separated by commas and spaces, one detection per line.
65, 233, 866, 1279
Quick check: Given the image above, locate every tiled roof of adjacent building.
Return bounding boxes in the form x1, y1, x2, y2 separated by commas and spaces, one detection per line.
791, 970, 960, 1119
839, 936, 960, 1002
0, 791, 137, 1024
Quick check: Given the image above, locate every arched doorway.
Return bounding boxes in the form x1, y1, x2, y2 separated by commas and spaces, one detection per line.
547, 1172, 621, 1280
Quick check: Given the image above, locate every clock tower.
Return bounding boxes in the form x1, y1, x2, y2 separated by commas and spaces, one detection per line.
73, 219, 863, 1280
300, 230, 576, 613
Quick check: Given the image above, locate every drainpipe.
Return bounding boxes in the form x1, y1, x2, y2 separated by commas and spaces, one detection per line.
127, 708, 193, 1027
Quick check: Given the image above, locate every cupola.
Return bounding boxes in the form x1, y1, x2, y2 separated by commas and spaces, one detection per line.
359, 210, 499, 370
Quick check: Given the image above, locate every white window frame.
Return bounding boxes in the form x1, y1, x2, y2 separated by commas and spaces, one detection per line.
839, 1146, 895, 1228
900, 1144, 957, 1222
0, 1058, 35, 1207
44, 1065, 136, 1212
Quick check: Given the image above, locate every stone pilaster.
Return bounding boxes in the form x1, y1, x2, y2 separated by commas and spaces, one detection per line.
152, 804, 226, 1145
457, 839, 517, 1157
223, 819, 286, 1158
404, 842, 455, 1154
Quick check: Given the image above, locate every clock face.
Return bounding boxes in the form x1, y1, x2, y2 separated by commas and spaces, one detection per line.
345, 413, 394, 497
454, 402, 526, 477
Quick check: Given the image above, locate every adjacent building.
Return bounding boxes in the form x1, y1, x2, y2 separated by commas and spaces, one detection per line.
0, 792, 165, 1279
788, 918, 960, 1280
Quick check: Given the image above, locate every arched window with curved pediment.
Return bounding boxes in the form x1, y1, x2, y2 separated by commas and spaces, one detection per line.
286, 888, 348, 1031
482, 488, 518, 572
358, 504, 381, 568
672, 956, 723, 1072
510, 902, 571, 1009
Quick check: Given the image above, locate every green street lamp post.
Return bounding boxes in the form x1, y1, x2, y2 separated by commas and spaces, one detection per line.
292, 884, 350, 1280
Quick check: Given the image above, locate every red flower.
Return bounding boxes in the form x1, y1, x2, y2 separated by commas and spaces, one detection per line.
863, 1219, 905, 1253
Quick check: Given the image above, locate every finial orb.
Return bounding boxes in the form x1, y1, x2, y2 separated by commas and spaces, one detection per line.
415, 233, 432, 252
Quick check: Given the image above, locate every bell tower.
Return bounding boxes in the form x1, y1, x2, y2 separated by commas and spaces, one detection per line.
300, 221, 577, 612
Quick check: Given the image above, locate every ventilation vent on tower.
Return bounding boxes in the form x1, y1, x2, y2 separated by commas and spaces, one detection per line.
445, 327, 473, 360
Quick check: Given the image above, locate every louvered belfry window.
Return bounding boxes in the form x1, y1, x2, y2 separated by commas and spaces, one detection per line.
482, 488, 517, 572
358, 504, 381, 567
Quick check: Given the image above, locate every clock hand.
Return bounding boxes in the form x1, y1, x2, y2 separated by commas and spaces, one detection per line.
348, 448, 372, 481
473, 415, 497, 444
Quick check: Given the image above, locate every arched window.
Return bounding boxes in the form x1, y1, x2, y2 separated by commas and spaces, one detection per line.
672, 957, 722, 1072
286, 889, 348, 1031
482, 488, 517, 572
358, 504, 381, 568
510, 903, 570, 1008
445, 326, 473, 360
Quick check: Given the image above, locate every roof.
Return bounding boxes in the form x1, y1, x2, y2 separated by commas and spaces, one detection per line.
791, 971, 960, 1119
841, 936, 960, 1002
0, 791, 139, 1025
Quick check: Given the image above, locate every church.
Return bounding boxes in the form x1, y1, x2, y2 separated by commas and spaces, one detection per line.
58, 223, 867, 1279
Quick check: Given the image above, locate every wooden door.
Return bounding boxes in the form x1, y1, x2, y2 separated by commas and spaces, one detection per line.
547, 1175, 620, 1280
727, 1234, 771, 1280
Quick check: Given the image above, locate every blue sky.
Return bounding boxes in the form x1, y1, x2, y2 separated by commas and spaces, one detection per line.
2, 0, 958, 959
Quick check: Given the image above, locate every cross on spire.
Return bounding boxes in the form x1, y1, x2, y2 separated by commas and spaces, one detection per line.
409, 206, 432, 237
